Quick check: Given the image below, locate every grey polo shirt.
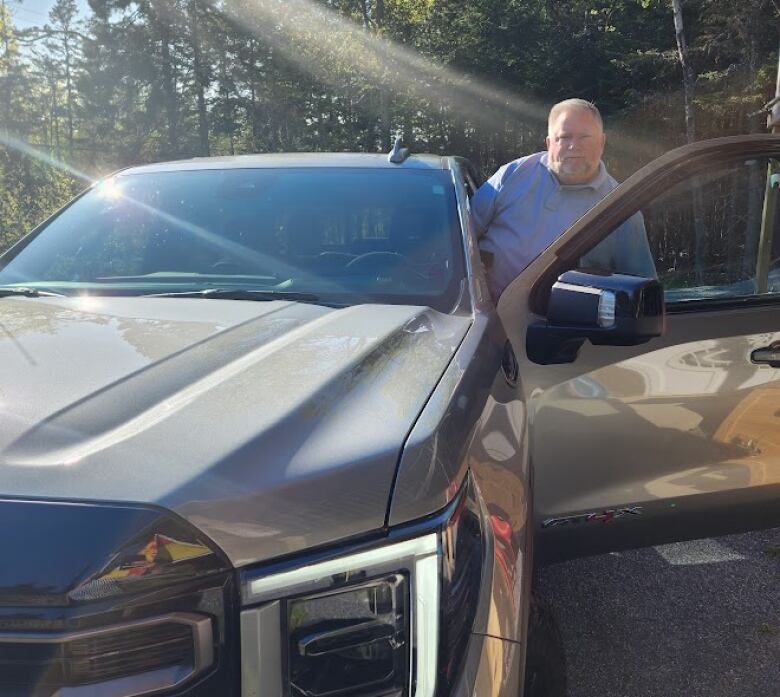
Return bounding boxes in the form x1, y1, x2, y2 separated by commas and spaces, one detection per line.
471, 152, 656, 299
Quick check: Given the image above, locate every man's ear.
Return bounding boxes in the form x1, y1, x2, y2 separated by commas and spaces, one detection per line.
545, 135, 551, 150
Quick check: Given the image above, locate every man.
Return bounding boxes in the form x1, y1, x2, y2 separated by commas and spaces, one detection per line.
471, 98, 656, 300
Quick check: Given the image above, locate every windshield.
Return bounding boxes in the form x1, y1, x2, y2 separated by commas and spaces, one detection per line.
0, 167, 466, 312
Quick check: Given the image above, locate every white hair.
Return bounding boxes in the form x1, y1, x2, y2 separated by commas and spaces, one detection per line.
548, 99, 603, 132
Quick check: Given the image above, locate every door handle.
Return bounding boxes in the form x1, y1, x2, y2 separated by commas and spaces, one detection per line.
751, 341, 780, 368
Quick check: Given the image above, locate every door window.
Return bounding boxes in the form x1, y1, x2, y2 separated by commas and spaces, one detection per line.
584, 157, 780, 304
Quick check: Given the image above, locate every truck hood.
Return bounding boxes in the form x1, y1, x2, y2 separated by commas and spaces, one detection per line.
0, 296, 470, 566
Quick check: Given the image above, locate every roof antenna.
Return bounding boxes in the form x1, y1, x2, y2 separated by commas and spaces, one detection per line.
388, 135, 410, 164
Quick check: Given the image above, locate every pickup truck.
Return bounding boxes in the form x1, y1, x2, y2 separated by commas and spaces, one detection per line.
0, 135, 778, 697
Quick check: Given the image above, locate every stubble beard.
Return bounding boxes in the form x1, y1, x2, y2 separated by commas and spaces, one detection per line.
550, 157, 598, 185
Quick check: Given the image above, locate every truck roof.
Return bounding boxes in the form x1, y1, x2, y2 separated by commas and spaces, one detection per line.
119, 152, 449, 175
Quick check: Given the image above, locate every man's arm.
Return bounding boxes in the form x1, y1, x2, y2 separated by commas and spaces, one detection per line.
469, 163, 514, 239
615, 212, 657, 278
580, 211, 657, 278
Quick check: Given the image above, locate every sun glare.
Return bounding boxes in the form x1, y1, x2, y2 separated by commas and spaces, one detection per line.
219, 0, 658, 161
221, 0, 547, 134
96, 178, 124, 200
0, 131, 94, 183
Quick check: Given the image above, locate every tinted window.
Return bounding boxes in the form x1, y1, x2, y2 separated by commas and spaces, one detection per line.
0, 167, 465, 312
582, 157, 780, 304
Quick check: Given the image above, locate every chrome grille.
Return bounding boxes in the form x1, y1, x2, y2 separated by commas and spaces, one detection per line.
67, 621, 193, 683
0, 613, 212, 696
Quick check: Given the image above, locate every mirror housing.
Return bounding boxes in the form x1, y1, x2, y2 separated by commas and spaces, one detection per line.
526, 270, 665, 365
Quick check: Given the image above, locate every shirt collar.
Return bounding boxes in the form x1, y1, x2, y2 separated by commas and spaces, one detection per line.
540, 153, 608, 191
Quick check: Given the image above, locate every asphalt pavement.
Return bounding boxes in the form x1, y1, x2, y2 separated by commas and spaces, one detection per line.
535, 527, 780, 697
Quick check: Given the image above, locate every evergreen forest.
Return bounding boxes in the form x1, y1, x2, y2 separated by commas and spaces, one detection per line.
0, 0, 778, 250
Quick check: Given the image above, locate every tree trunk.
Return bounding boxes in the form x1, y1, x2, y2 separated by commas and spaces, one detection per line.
64, 33, 74, 156
249, 40, 259, 151
358, 0, 370, 29
218, 50, 234, 155
725, 174, 738, 282
188, 0, 209, 156
671, 0, 695, 143
378, 87, 390, 151
0, 0, 12, 132
52, 78, 61, 159
671, 0, 708, 283
755, 43, 780, 293
369, 0, 390, 150
402, 111, 412, 151
159, 20, 178, 158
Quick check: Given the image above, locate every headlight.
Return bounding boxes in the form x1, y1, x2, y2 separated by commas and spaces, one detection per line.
0, 499, 237, 696
288, 574, 409, 697
240, 472, 488, 697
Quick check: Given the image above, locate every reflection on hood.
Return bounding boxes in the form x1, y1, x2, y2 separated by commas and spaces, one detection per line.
0, 296, 470, 565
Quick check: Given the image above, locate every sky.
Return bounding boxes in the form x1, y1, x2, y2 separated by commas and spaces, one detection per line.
7, 0, 90, 29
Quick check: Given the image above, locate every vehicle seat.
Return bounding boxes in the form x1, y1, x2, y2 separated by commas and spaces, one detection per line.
389, 208, 442, 265
285, 211, 323, 269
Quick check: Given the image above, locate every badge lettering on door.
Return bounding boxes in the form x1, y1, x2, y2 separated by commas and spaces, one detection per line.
542, 506, 643, 529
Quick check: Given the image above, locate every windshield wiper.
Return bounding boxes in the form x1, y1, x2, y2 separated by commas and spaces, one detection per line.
144, 288, 326, 304
0, 286, 66, 298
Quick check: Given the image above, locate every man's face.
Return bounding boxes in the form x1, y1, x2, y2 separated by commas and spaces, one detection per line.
545, 109, 606, 185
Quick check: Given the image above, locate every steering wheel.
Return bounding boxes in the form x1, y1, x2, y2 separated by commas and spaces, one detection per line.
311, 252, 357, 273
210, 260, 246, 274
345, 251, 419, 276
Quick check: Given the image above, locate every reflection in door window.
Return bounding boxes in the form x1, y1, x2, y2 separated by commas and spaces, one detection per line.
593, 157, 780, 303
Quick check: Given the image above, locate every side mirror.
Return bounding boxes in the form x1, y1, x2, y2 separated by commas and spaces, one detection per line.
526, 270, 665, 365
